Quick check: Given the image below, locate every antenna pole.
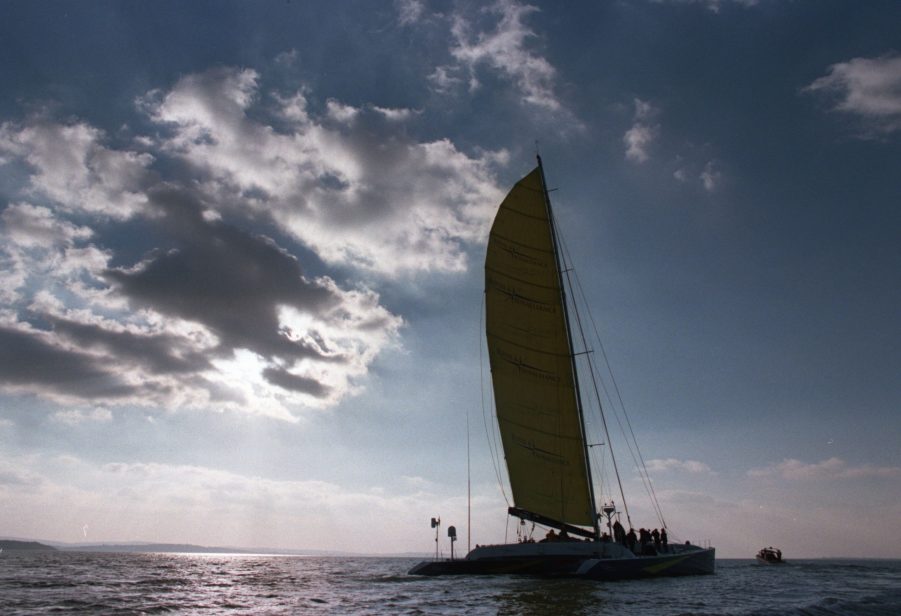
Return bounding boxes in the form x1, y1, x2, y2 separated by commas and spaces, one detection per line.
467, 400, 472, 553
537, 155, 602, 540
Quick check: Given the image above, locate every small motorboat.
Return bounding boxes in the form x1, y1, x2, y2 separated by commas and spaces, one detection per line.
755, 547, 784, 564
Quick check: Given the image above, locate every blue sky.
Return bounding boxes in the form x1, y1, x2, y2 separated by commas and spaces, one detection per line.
1, 0, 899, 558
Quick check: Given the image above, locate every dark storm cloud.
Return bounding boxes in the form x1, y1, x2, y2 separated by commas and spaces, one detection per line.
105, 185, 346, 368
0, 326, 135, 399
261, 366, 331, 398
47, 316, 213, 375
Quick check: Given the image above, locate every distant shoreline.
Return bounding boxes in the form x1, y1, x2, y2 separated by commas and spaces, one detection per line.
0, 540, 58, 551
0, 537, 427, 557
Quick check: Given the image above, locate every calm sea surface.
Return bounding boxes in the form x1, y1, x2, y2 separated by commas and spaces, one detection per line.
1, 551, 899, 615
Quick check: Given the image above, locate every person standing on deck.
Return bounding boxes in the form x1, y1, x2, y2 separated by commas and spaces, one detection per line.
613, 519, 625, 545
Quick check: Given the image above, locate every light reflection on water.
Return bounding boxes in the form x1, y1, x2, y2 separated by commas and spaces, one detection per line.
1, 552, 900, 615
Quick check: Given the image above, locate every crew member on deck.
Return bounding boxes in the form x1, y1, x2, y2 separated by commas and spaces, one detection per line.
613, 519, 625, 545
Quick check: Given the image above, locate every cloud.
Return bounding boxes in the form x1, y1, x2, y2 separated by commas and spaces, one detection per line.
0, 60, 513, 418
0, 460, 44, 488
646, 458, 713, 474
805, 53, 901, 136
623, 98, 659, 163
652, 0, 759, 14
4, 188, 403, 413
428, 66, 464, 93
2, 203, 93, 247
395, 0, 425, 26
52, 407, 113, 425
748, 457, 901, 480
699, 160, 721, 192
0, 119, 152, 219
0, 454, 491, 553
0, 323, 139, 401
144, 67, 505, 275
436, 0, 563, 112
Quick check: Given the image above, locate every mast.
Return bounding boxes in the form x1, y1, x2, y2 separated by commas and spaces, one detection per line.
536, 155, 602, 540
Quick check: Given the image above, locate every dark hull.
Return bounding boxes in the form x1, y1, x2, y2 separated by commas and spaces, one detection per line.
581, 547, 715, 580
409, 547, 715, 580
409, 554, 586, 577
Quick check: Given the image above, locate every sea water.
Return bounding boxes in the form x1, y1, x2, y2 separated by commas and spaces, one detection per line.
2, 551, 900, 614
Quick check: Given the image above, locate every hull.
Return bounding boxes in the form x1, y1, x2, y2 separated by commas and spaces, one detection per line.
579, 547, 715, 580
409, 542, 715, 580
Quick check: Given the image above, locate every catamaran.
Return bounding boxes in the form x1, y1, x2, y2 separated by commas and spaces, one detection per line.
409, 158, 715, 580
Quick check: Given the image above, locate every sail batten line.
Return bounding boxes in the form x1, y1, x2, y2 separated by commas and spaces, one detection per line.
495, 206, 556, 223
486, 268, 559, 291
497, 417, 587, 442
487, 233, 556, 254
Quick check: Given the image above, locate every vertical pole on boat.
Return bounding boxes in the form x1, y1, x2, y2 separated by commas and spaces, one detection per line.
431, 517, 440, 559
467, 398, 471, 554
448, 526, 457, 560
537, 154, 602, 541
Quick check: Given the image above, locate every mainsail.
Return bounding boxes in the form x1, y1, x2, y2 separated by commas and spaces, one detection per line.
485, 165, 595, 529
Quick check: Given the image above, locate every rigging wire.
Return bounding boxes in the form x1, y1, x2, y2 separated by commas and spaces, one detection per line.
570, 262, 668, 529
554, 214, 669, 531
550, 207, 633, 528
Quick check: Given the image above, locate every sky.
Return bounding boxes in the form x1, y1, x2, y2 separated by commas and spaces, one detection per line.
1, 0, 899, 559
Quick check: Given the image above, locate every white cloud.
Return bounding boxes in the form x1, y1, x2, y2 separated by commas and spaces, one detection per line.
0, 117, 406, 418
0, 120, 152, 219
0, 63, 512, 419
428, 66, 463, 92
624, 125, 655, 164
395, 0, 425, 26
748, 457, 901, 480
145, 67, 506, 275
51, 407, 113, 425
0, 454, 499, 553
2, 202, 93, 248
624, 98, 658, 163
652, 0, 759, 14
700, 159, 721, 192
646, 458, 713, 474
443, 0, 562, 112
372, 105, 418, 121
325, 99, 360, 123
805, 53, 901, 136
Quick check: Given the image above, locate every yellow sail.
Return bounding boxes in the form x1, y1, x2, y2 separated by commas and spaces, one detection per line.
485, 166, 594, 527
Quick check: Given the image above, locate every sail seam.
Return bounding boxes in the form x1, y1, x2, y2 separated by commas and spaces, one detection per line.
496, 203, 550, 223
496, 416, 585, 441
485, 267, 558, 291
486, 333, 574, 358
487, 232, 556, 254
